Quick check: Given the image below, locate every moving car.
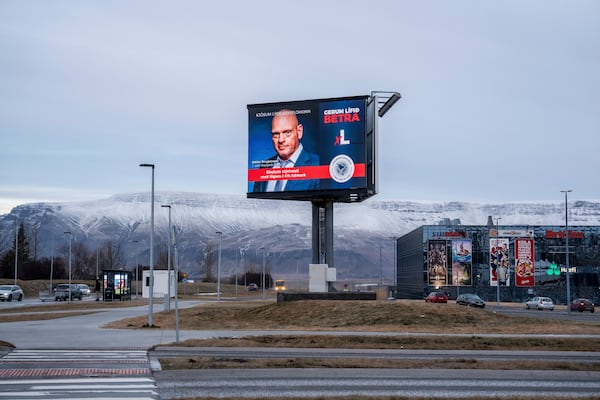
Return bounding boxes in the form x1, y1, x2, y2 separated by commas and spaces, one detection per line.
54, 284, 83, 301
456, 293, 485, 308
275, 279, 286, 292
247, 283, 258, 291
525, 296, 554, 311
570, 298, 595, 313
0, 285, 24, 302
77, 284, 91, 296
425, 291, 448, 303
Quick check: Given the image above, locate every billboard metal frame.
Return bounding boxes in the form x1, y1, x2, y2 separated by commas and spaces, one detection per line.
247, 95, 377, 203
246, 92, 400, 279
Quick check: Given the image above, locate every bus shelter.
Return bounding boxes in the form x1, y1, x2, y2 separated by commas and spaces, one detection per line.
102, 270, 132, 301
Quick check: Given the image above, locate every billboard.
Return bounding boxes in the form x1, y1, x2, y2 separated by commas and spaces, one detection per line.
247, 96, 376, 202
451, 239, 472, 286
427, 240, 448, 286
490, 238, 510, 286
515, 238, 535, 287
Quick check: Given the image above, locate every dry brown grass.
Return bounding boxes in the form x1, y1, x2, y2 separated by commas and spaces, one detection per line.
105, 299, 600, 335
159, 356, 600, 372
176, 397, 598, 400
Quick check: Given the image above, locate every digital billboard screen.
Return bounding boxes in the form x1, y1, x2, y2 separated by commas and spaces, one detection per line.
247, 95, 376, 202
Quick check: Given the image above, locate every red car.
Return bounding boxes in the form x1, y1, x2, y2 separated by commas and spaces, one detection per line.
570, 298, 595, 313
425, 291, 448, 303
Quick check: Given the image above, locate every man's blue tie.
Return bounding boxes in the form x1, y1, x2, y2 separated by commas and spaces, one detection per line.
274, 160, 289, 191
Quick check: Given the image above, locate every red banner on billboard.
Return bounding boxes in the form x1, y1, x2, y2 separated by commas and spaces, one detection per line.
248, 164, 366, 183
545, 230, 584, 239
515, 238, 535, 287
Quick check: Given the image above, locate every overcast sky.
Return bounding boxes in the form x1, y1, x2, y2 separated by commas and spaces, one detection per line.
1, 0, 599, 215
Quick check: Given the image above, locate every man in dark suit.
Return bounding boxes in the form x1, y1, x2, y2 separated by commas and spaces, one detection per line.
253, 109, 320, 192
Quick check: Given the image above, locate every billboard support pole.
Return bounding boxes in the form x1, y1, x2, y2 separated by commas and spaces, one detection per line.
312, 200, 335, 291
311, 204, 320, 264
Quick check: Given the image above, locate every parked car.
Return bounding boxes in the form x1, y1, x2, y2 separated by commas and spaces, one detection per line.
456, 293, 485, 308
247, 283, 259, 291
570, 298, 595, 313
525, 296, 554, 311
77, 284, 91, 296
425, 291, 448, 303
0, 285, 24, 302
54, 284, 83, 301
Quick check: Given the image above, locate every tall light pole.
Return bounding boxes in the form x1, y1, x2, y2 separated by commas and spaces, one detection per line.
379, 244, 383, 285
162, 205, 172, 311
235, 247, 246, 296
172, 225, 180, 342
561, 189, 573, 315
140, 163, 155, 327
64, 231, 72, 302
260, 247, 266, 300
296, 256, 300, 291
13, 221, 18, 286
389, 236, 397, 297
495, 217, 502, 307
216, 231, 222, 302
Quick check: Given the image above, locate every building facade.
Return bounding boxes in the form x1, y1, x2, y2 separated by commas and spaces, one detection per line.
395, 224, 600, 304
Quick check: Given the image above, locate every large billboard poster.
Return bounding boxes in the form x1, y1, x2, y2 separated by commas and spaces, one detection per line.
490, 238, 510, 286
451, 239, 472, 286
515, 238, 535, 287
427, 240, 447, 286
247, 96, 375, 202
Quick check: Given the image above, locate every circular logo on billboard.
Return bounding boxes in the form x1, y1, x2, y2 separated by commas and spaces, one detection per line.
329, 155, 355, 183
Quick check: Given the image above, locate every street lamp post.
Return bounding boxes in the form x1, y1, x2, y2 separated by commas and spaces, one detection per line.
13, 222, 18, 286
162, 205, 172, 311
64, 231, 72, 302
296, 256, 300, 291
260, 247, 266, 300
389, 236, 397, 298
216, 231, 222, 302
172, 225, 180, 342
561, 189, 573, 315
139, 163, 155, 327
495, 217, 502, 307
379, 244, 383, 285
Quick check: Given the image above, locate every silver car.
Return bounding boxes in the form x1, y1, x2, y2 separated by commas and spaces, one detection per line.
525, 296, 555, 311
77, 284, 91, 296
0, 285, 24, 302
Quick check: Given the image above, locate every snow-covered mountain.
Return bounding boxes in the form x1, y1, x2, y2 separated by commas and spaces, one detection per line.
1, 192, 599, 281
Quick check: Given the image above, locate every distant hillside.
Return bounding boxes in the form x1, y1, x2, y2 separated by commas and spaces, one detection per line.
1, 192, 599, 282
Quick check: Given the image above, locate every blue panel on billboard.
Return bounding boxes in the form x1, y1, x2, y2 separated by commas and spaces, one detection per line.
247, 95, 375, 202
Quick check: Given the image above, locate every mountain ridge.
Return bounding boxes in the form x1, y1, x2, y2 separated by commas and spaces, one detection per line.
1, 192, 599, 282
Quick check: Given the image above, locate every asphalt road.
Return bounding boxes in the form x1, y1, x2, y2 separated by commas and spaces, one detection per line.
155, 368, 600, 399
1, 299, 600, 399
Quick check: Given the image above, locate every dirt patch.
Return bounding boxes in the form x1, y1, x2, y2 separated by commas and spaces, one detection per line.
104, 299, 600, 335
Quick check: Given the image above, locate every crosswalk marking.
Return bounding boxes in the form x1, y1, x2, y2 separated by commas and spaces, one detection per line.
0, 349, 159, 399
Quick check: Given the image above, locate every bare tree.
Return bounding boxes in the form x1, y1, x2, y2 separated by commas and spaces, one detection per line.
102, 240, 123, 270
203, 244, 213, 282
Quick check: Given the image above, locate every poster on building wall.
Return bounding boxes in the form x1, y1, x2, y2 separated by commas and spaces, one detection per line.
490, 238, 510, 286
427, 240, 447, 286
515, 238, 535, 287
451, 239, 472, 286
427, 240, 448, 287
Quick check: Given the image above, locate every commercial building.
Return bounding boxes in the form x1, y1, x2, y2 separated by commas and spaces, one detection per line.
395, 223, 600, 304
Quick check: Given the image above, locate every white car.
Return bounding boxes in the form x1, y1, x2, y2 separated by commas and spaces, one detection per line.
77, 284, 91, 296
525, 296, 555, 311
0, 285, 24, 302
